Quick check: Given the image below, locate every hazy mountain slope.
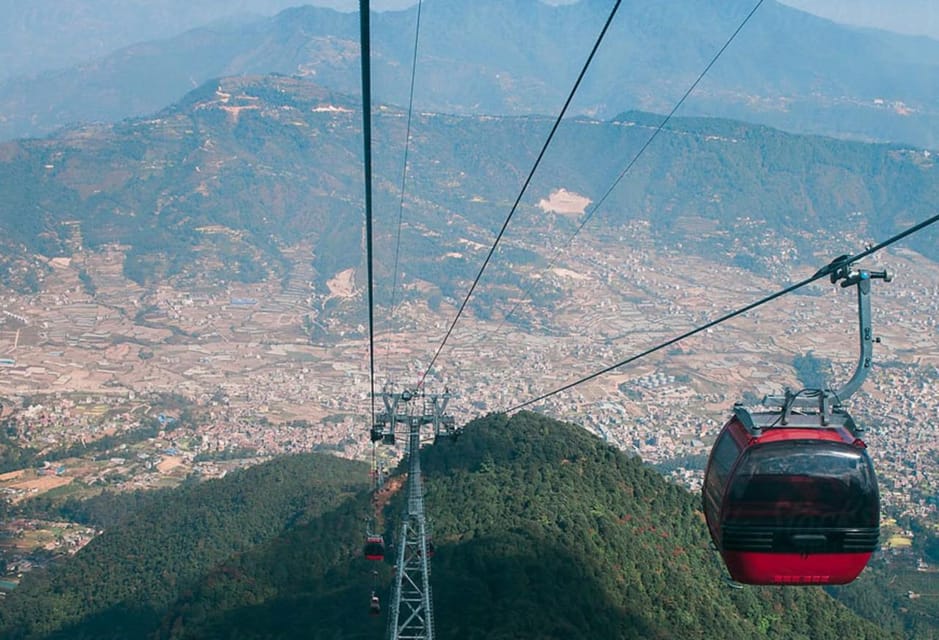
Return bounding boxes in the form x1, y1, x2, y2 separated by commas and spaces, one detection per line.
0, 74, 936, 304
0, 453, 368, 639
779, 0, 939, 40
156, 412, 893, 639
1, 0, 938, 145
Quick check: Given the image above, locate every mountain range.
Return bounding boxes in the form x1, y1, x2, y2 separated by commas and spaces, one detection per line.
1, 73, 936, 324
1, 0, 939, 146
0, 3, 936, 639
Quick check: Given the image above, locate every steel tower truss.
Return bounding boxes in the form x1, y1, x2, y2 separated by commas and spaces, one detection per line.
371, 388, 457, 640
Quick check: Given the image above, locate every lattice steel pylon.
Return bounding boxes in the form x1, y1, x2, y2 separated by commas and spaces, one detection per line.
371, 387, 457, 640
389, 415, 433, 640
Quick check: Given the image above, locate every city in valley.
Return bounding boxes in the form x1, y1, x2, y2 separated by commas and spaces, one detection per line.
0, 220, 937, 583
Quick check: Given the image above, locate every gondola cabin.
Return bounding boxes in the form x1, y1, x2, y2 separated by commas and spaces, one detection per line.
369, 593, 381, 616
703, 405, 879, 585
364, 535, 385, 561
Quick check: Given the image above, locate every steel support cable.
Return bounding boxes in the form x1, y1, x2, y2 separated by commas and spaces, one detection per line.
360, 0, 377, 421
383, 0, 424, 379
505, 212, 939, 413
388, 0, 424, 320
417, 0, 624, 388
483, 0, 766, 339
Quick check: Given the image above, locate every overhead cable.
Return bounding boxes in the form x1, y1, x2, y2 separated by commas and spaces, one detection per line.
359, 0, 377, 420
505, 212, 939, 412
488, 0, 766, 335
388, 0, 424, 321
418, 0, 624, 388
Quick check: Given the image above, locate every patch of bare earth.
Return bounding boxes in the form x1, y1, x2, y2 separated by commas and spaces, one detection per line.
373, 475, 406, 527
157, 456, 183, 474
326, 268, 357, 299
537, 188, 592, 216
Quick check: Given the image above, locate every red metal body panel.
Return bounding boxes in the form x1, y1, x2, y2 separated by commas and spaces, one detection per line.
743, 424, 859, 446
722, 550, 873, 585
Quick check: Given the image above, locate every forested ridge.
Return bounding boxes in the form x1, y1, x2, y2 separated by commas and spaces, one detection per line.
0, 412, 920, 638
2, 411, 900, 639
0, 453, 368, 639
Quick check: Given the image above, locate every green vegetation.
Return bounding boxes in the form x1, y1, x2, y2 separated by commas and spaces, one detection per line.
653, 452, 709, 474
0, 416, 168, 472
829, 524, 939, 640
419, 412, 891, 640
192, 447, 259, 462
158, 413, 932, 639
792, 351, 834, 389
0, 436, 41, 474
2, 412, 931, 639
18, 488, 168, 530
77, 269, 96, 296
0, 453, 368, 639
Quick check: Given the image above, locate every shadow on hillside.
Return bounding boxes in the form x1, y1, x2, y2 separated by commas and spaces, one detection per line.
432, 531, 659, 640
156, 530, 658, 640
35, 602, 162, 640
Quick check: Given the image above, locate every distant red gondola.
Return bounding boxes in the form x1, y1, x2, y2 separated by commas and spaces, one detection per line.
364, 535, 385, 561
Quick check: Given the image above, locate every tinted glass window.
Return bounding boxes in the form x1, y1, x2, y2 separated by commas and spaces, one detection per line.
712, 432, 740, 487
725, 441, 878, 528
704, 429, 741, 524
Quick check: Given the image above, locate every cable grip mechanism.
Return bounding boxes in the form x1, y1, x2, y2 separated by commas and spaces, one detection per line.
763, 259, 893, 427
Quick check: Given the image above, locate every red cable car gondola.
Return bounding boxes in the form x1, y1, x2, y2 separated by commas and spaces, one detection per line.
364, 534, 385, 561
704, 263, 891, 585
703, 405, 879, 585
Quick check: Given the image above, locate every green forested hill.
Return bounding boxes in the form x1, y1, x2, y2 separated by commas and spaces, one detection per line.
0, 453, 369, 639
424, 412, 892, 640
143, 412, 894, 639
0, 412, 919, 639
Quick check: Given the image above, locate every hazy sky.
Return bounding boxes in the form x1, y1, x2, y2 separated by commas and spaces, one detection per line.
334, 0, 939, 41
777, 0, 939, 40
